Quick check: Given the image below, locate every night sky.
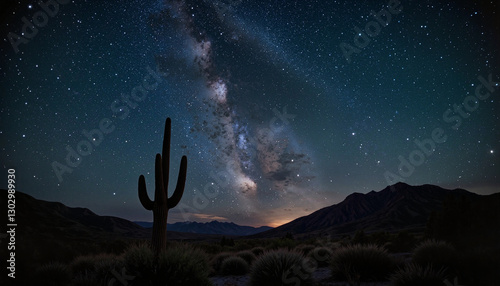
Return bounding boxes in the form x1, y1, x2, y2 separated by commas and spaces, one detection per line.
1, 0, 499, 227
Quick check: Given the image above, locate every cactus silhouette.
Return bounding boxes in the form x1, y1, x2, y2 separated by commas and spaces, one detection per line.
138, 117, 187, 257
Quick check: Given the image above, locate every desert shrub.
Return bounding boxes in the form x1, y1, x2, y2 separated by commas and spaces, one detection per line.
92, 253, 123, 284
69, 253, 122, 286
295, 244, 315, 255
386, 231, 417, 253
122, 243, 155, 284
251, 246, 265, 256
249, 249, 314, 286
157, 244, 212, 286
234, 241, 253, 251
390, 263, 447, 286
412, 240, 457, 272
104, 239, 129, 255
220, 236, 235, 247
71, 272, 100, 286
308, 246, 333, 267
330, 244, 396, 282
220, 256, 249, 275
198, 242, 223, 254
211, 252, 233, 274
236, 250, 257, 265
35, 262, 72, 286
351, 229, 368, 244
71, 255, 96, 276
266, 238, 297, 250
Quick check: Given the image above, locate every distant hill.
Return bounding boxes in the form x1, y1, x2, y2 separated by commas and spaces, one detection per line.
0, 191, 232, 241
254, 182, 484, 238
135, 220, 273, 236
0, 190, 150, 241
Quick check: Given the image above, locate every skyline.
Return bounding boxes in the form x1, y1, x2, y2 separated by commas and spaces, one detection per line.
1, 0, 499, 227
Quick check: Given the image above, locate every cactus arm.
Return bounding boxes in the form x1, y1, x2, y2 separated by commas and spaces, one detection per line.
138, 175, 153, 211
168, 155, 187, 209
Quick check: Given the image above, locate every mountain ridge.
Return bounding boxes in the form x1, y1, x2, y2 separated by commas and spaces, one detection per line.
253, 182, 481, 238
134, 220, 273, 236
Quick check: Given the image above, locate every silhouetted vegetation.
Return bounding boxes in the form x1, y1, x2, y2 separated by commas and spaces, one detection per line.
220, 256, 249, 275
330, 244, 397, 283
249, 249, 314, 286
390, 263, 447, 286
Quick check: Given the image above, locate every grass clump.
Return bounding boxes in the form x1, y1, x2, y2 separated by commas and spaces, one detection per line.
35, 262, 71, 286
308, 246, 333, 267
122, 242, 155, 284
236, 250, 257, 265
390, 263, 447, 286
157, 244, 212, 286
220, 256, 250, 275
122, 242, 212, 285
251, 246, 265, 257
69, 253, 123, 286
412, 240, 456, 271
330, 244, 396, 282
295, 244, 316, 256
210, 252, 233, 275
249, 249, 314, 286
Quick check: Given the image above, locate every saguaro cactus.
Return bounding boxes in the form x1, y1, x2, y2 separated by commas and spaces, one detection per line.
138, 117, 187, 256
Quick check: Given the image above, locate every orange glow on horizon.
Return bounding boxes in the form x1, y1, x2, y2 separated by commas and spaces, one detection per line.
267, 218, 294, 228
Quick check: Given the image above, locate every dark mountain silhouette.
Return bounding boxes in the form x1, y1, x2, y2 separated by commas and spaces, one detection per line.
135, 220, 272, 236
0, 190, 230, 241
254, 182, 481, 238
0, 190, 149, 240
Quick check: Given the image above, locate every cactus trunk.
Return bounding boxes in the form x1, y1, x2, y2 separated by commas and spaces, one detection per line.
138, 117, 187, 257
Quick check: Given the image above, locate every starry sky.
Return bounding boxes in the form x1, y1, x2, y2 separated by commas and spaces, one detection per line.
1, 0, 499, 227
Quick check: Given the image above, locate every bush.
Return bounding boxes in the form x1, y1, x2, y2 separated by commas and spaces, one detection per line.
295, 244, 315, 256
266, 238, 297, 250
390, 263, 447, 286
211, 252, 233, 274
220, 256, 249, 275
412, 240, 457, 272
157, 244, 212, 286
251, 246, 265, 257
70, 253, 123, 286
122, 243, 155, 284
330, 244, 396, 282
308, 247, 333, 267
35, 262, 72, 286
387, 231, 417, 253
71, 255, 96, 276
236, 250, 257, 265
249, 249, 314, 286
92, 253, 123, 284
